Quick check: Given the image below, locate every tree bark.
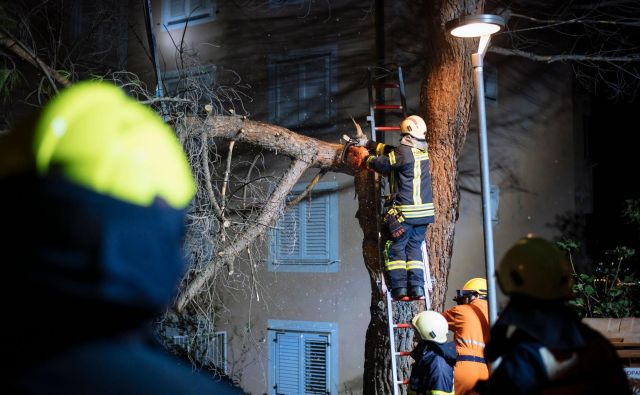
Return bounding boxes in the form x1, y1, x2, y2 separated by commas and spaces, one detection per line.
421, 0, 478, 311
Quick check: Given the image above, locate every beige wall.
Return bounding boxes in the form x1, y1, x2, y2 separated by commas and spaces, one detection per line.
217, 171, 369, 394
447, 59, 578, 310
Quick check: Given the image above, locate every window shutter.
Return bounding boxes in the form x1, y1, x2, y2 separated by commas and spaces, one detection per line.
274, 63, 301, 126
268, 182, 339, 272
303, 195, 329, 261
300, 55, 331, 125
275, 202, 302, 261
304, 334, 330, 394
273, 331, 330, 395
274, 332, 302, 394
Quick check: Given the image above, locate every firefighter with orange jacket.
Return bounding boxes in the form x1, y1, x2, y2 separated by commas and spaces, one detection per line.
441, 278, 490, 395
346, 115, 435, 300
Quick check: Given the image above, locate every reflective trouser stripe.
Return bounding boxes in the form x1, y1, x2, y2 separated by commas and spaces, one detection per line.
386, 260, 406, 271
430, 390, 454, 395
407, 260, 424, 270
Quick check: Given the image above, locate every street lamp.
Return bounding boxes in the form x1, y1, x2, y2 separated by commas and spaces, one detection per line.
446, 14, 505, 326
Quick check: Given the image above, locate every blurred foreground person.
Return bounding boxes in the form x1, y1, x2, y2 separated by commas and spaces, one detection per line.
1, 81, 243, 394
475, 236, 630, 395
442, 278, 490, 394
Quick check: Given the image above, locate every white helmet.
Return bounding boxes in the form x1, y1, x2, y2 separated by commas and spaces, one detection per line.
411, 310, 448, 344
400, 115, 427, 140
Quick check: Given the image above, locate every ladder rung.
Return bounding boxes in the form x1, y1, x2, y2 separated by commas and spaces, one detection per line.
401, 379, 409, 385
374, 104, 402, 110
396, 351, 412, 357
375, 126, 401, 131
394, 323, 411, 329
374, 82, 400, 89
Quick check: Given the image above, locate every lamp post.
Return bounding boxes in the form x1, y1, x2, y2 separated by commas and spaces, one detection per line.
446, 14, 505, 326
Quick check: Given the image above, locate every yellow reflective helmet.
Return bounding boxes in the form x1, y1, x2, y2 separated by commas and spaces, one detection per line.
411, 310, 448, 344
33, 81, 195, 209
400, 115, 427, 140
462, 277, 488, 296
497, 236, 571, 300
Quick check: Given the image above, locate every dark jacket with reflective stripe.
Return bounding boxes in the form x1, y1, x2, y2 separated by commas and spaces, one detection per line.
478, 298, 631, 395
365, 140, 435, 225
409, 340, 456, 395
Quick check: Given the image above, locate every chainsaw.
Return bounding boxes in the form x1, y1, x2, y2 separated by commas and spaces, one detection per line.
340, 117, 368, 162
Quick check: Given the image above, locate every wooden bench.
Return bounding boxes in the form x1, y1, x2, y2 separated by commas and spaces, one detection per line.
582, 317, 640, 365
582, 318, 640, 391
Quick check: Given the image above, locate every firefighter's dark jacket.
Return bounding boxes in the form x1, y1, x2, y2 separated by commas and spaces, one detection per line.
409, 340, 456, 395
2, 174, 244, 395
364, 138, 435, 225
477, 296, 631, 395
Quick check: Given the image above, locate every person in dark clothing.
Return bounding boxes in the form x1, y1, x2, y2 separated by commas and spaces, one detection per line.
0, 81, 244, 395
475, 236, 631, 395
346, 115, 435, 300
409, 310, 457, 395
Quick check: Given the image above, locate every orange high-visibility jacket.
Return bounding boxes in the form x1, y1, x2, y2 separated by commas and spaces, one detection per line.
442, 298, 490, 395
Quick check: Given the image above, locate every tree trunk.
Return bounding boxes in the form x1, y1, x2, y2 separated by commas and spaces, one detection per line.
421, 0, 478, 311
360, 1, 479, 393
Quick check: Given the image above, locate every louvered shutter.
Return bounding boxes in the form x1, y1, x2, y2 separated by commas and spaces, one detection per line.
273, 62, 301, 126
303, 195, 329, 262
275, 201, 302, 261
304, 334, 330, 394
273, 331, 329, 395
300, 54, 331, 125
268, 182, 338, 272
274, 332, 302, 394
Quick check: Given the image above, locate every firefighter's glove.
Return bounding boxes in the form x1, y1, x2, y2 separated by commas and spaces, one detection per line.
384, 208, 405, 239
346, 146, 369, 169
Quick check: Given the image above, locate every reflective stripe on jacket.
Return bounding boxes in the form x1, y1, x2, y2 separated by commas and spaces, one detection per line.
442, 299, 489, 360
364, 141, 435, 222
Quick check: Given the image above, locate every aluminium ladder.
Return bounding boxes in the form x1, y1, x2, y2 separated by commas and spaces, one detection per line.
367, 64, 434, 395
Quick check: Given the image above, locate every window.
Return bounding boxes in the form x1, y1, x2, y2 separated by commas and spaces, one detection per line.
162, 0, 216, 30
268, 320, 338, 395
268, 181, 339, 272
172, 331, 227, 373
162, 64, 216, 98
268, 46, 337, 131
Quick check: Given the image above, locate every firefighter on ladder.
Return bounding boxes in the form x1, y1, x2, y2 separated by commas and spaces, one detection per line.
346, 115, 435, 300
442, 278, 490, 395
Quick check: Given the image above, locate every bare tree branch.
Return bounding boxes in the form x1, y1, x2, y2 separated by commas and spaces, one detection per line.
490, 46, 640, 63
174, 116, 351, 311
0, 29, 71, 91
